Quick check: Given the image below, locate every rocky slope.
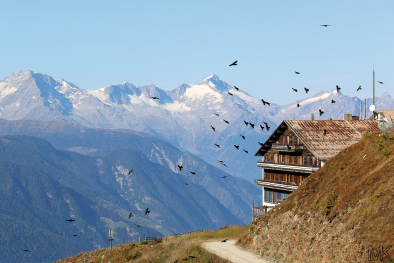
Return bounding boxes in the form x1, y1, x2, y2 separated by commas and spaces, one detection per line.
237, 130, 394, 262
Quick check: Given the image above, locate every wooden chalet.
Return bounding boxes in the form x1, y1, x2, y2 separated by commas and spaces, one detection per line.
254, 119, 380, 212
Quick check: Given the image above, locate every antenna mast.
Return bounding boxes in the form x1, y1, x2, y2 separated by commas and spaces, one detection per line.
373, 68, 375, 105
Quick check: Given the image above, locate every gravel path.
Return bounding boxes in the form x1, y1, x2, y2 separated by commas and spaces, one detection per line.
201, 240, 271, 263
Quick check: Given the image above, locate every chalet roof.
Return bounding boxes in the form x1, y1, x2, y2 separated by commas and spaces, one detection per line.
255, 120, 380, 161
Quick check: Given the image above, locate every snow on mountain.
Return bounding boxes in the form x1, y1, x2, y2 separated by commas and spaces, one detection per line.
0, 70, 392, 183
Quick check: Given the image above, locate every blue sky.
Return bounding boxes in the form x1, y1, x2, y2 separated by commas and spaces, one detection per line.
0, 0, 393, 105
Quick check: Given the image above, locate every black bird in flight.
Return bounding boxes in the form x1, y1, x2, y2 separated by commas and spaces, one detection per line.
190, 171, 196, 175
217, 160, 224, 163
357, 86, 362, 91
244, 120, 249, 126
243, 149, 249, 154
319, 109, 324, 116
221, 239, 228, 242
263, 122, 270, 131
211, 125, 215, 131
295, 71, 300, 74
177, 165, 183, 171
128, 213, 133, 219
240, 134, 245, 140
223, 163, 228, 168
336, 85, 341, 92
183, 182, 189, 186
258, 142, 264, 146
261, 99, 270, 106
214, 113, 220, 116
304, 87, 309, 93
234, 145, 239, 149
145, 208, 150, 216
223, 119, 229, 124
214, 143, 220, 148
260, 124, 264, 130
220, 176, 228, 178
331, 99, 336, 103
228, 92, 233, 96
21, 249, 30, 252
72, 235, 78, 237
65, 219, 75, 222
134, 224, 142, 228
151, 96, 160, 100
128, 169, 133, 174
229, 60, 238, 66
234, 86, 239, 90
320, 24, 331, 27
249, 123, 255, 129
378, 81, 384, 84
292, 88, 298, 92
297, 103, 300, 108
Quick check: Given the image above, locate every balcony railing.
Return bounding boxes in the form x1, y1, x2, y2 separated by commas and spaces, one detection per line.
271, 145, 303, 152
257, 161, 320, 173
254, 179, 299, 191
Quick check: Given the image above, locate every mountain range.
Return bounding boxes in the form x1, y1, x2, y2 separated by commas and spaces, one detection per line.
1, 70, 393, 183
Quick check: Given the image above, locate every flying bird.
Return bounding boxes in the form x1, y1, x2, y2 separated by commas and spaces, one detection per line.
258, 142, 264, 146
217, 160, 224, 163
211, 125, 215, 131
234, 145, 239, 149
244, 120, 249, 126
229, 60, 238, 66
240, 134, 245, 140
295, 71, 300, 74
190, 171, 196, 175
134, 224, 142, 228
249, 123, 255, 129
320, 24, 331, 27
223, 163, 228, 168
263, 122, 270, 131
357, 86, 362, 91
234, 86, 239, 90
378, 81, 384, 84
223, 119, 229, 124
72, 235, 78, 237
151, 96, 160, 100
177, 165, 183, 171
214, 113, 220, 116
304, 87, 309, 93
336, 85, 341, 92
128, 169, 133, 174
331, 99, 336, 103
297, 103, 300, 108
261, 99, 270, 106
128, 213, 133, 219
220, 176, 228, 178
228, 92, 233, 96
243, 149, 249, 154
259, 124, 264, 130
319, 109, 324, 116
21, 249, 30, 252
221, 239, 228, 242
65, 219, 75, 222
145, 208, 150, 216
183, 182, 189, 185
214, 143, 220, 148
292, 88, 298, 92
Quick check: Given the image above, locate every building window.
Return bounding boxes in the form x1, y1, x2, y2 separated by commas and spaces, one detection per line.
264, 190, 268, 202
269, 191, 272, 203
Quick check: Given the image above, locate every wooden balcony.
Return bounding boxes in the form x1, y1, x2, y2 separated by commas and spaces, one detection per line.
257, 161, 320, 174
271, 145, 303, 152
254, 179, 299, 191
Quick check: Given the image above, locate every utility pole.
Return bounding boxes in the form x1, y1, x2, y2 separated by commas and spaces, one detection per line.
373, 68, 375, 106
109, 230, 113, 250
364, 98, 367, 120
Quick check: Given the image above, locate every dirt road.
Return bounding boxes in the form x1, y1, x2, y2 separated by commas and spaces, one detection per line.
201, 240, 271, 263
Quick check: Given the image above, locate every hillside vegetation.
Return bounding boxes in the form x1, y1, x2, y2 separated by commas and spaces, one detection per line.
54, 225, 248, 263
237, 131, 394, 262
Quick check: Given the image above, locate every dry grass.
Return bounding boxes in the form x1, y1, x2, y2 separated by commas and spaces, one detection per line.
54, 225, 249, 263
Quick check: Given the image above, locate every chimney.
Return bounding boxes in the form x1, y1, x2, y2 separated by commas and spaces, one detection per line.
352, 116, 359, 120
343, 113, 352, 120
311, 113, 315, 120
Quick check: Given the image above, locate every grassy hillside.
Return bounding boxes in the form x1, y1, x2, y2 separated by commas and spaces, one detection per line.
55, 225, 248, 263
237, 131, 394, 262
